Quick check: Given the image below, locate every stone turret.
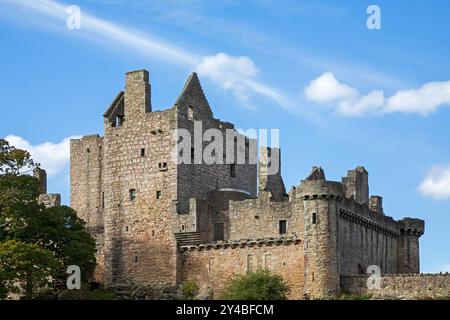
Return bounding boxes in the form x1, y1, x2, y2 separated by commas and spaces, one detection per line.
299, 169, 342, 299
397, 218, 425, 274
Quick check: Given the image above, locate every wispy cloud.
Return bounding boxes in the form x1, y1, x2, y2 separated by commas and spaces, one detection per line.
304, 72, 450, 117
5, 134, 79, 176
2, 0, 293, 111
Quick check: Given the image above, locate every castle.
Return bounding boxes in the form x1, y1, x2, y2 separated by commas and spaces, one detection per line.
69, 70, 427, 299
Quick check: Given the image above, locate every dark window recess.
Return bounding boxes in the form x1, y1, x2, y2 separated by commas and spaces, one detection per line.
86, 147, 90, 153
312, 213, 317, 224
214, 223, 225, 241
134, 256, 138, 263
230, 164, 236, 177
188, 105, 194, 120
152, 230, 155, 236
129, 189, 136, 201
279, 220, 287, 235
191, 147, 195, 163
125, 226, 129, 232
181, 225, 185, 231
101, 192, 105, 209
140, 148, 145, 157
156, 190, 162, 199
158, 162, 168, 171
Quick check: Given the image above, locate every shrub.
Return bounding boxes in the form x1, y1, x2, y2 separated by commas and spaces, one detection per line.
182, 281, 199, 300
89, 288, 117, 300
221, 269, 290, 300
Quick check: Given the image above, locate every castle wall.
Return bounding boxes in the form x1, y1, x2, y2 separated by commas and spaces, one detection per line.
180, 238, 304, 299
70, 134, 105, 281
340, 275, 450, 299
101, 104, 179, 286
337, 200, 400, 276
228, 193, 300, 240
175, 73, 257, 214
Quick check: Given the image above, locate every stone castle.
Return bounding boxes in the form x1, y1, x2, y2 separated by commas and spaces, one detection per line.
69, 69, 429, 299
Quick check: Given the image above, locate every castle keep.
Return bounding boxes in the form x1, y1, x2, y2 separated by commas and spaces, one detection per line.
70, 70, 426, 299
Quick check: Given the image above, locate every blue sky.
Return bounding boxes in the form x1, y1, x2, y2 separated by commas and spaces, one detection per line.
1, 0, 450, 273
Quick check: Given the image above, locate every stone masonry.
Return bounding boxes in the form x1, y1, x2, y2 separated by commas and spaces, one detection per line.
70, 70, 427, 299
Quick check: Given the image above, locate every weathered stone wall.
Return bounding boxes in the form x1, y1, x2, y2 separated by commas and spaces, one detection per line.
175, 73, 257, 214
38, 193, 61, 207
228, 193, 299, 240
70, 134, 105, 282
180, 238, 304, 299
340, 274, 450, 299
101, 85, 178, 286
337, 198, 400, 276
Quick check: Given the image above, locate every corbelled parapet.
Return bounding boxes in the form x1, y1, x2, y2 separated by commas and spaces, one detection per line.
399, 218, 425, 236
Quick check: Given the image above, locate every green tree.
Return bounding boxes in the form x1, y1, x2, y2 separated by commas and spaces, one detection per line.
0, 240, 59, 299
0, 138, 96, 298
221, 269, 291, 300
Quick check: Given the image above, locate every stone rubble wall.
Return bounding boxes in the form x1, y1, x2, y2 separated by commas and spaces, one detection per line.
340, 274, 450, 299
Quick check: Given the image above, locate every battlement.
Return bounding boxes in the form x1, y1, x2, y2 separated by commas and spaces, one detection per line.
399, 218, 425, 236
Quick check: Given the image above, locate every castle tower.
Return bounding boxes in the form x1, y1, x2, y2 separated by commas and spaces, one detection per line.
299, 167, 341, 298
258, 147, 286, 201
397, 218, 424, 274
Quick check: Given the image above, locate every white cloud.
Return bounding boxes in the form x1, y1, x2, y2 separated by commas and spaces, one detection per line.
5, 135, 79, 177
196, 53, 259, 106
196, 53, 293, 109
304, 72, 450, 117
418, 164, 450, 200
385, 81, 450, 115
304, 72, 358, 103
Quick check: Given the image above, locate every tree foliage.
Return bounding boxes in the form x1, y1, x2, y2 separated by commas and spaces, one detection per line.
0, 240, 59, 299
221, 269, 291, 300
0, 138, 96, 299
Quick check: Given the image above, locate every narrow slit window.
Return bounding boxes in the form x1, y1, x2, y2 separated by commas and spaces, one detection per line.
230, 164, 236, 177
279, 220, 287, 235
101, 192, 105, 209
312, 213, 317, 224
140, 148, 145, 157
156, 190, 162, 199
191, 147, 195, 164
129, 189, 136, 202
